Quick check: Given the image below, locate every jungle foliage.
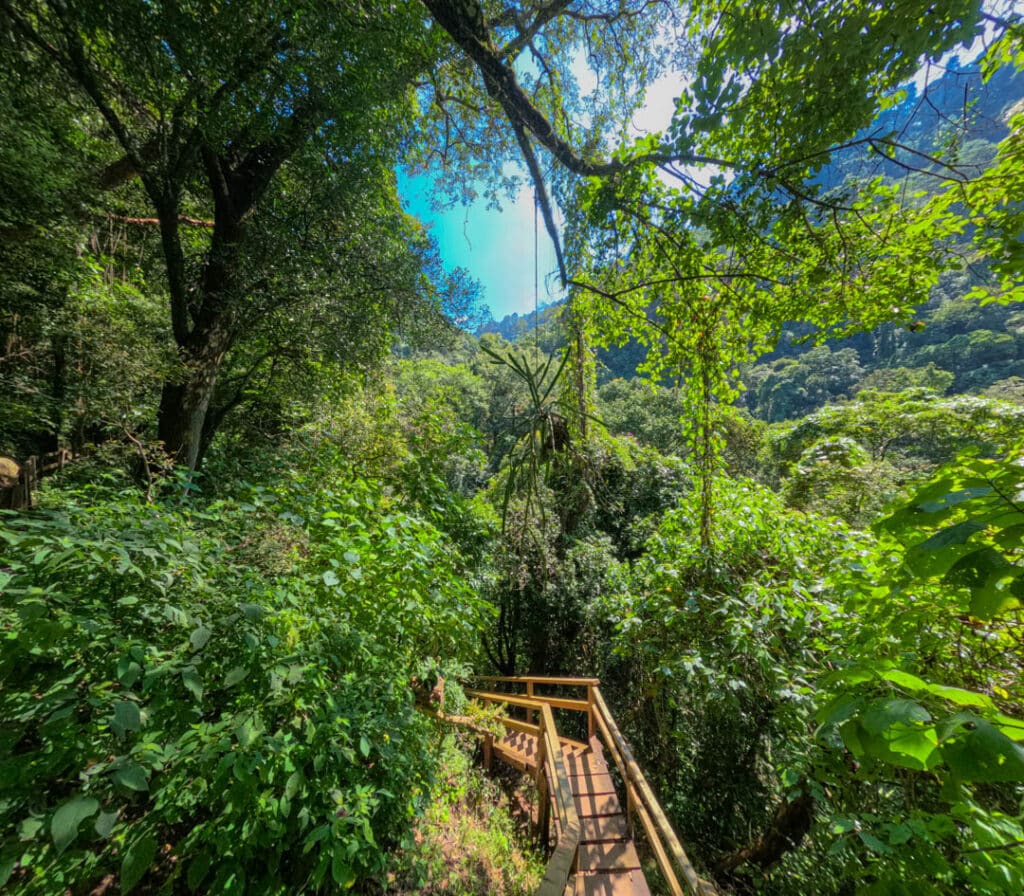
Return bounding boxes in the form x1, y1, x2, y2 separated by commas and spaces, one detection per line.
1, 1, 1023, 895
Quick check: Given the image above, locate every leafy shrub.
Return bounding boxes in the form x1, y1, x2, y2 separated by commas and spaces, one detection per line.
597, 477, 849, 865
0, 471, 489, 893
812, 448, 1024, 895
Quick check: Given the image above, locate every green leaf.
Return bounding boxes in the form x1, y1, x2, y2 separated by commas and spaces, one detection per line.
860, 698, 931, 734
182, 668, 203, 701
18, 816, 44, 841
113, 762, 149, 793
941, 719, 1024, 782
322, 570, 340, 587
117, 657, 142, 688
95, 809, 119, 838
859, 831, 892, 854
224, 666, 249, 688
121, 834, 157, 893
187, 852, 212, 892
51, 796, 99, 854
285, 770, 305, 800
359, 735, 370, 758
189, 625, 212, 651
0, 855, 15, 888
332, 848, 355, 887
112, 700, 141, 735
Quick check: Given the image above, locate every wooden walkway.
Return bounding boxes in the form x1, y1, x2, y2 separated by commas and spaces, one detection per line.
495, 731, 650, 896
448, 677, 717, 896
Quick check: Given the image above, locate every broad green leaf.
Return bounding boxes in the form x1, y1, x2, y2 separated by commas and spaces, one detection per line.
331, 848, 355, 887
187, 851, 212, 892
189, 626, 212, 651
870, 723, 940, 770
112, 701, 141, 734
121, 834, 157, 893
182, 668, 203, 701
860, 698, 931, 734
51, 796, 99, 853
95, 809, 119, 838
113, 762, 149, 793
941, 719, 1024, 782
224, 666, 248, 688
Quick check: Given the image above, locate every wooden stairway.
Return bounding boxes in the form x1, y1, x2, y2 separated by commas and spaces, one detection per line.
462, 677, 716, 896
496, 731, 650, 896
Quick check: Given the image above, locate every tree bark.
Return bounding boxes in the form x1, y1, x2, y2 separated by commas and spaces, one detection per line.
157, 313, 235, 472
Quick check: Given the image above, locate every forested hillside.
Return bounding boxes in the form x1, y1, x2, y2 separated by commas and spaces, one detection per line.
1, 3, 1022, 896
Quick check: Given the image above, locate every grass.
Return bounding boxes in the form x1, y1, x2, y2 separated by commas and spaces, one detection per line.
383, 732, 545, 896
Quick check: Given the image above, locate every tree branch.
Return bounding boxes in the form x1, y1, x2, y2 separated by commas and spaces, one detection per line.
512, 123, 567, 284
500, 0, 573, 60
109, 213, 214, 229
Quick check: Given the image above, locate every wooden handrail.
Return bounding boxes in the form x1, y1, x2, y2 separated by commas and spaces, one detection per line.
591, 688, 716, 896
474, 674, 601, 686
536, 702, 579, 896
467, 688, 590, 715
465, 689, 580, 896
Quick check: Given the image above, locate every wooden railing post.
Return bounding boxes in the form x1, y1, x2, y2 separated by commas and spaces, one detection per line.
483, 732, 493, 772
586, 683, 595, 741
536, 708, 550, 846
526, 680, 535, 727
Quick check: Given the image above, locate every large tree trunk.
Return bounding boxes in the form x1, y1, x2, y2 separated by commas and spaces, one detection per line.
157, 318, 233, 471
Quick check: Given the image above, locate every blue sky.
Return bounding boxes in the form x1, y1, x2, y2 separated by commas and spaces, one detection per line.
396, 66, 682, 323
399, 173, 563, 322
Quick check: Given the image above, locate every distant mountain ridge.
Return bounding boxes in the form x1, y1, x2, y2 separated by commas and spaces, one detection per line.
474, 54, 1024, 417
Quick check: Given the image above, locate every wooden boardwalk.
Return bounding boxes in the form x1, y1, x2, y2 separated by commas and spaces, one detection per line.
438, 676, 715, 896
495, 731, 650, 896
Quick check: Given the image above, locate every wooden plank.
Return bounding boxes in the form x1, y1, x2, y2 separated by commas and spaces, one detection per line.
473, 675, 600, 687
544, 708, 580, 828
565, 750, 608, 776
537, 829, 581, 896
492, 745, 529, 773
468, 690, 545, 710
501, 716, 541, 737
469, 689, 592, 715
578, 841, 642, 872
560, 736, 592, 755
570, 771, 616, 796
575, 792, 622, 818
579, 816, 630, 844
575, 870, 652, 896
501, 731, 539, 757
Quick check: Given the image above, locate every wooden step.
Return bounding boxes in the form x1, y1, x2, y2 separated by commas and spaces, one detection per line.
565, 749, 607, 776
574, 869, 652, 896
578, 841, 642, 872
579, 816, 630, 843
575, 791, 622, 818
570, 771, 616, 796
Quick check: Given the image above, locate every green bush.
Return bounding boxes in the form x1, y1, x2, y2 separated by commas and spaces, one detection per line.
597, 477, 848, 866
0, 471, 490, 894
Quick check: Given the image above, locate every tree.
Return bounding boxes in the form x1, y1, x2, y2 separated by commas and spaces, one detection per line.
1, 1, 455, 470
418, 0, 1014, 544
